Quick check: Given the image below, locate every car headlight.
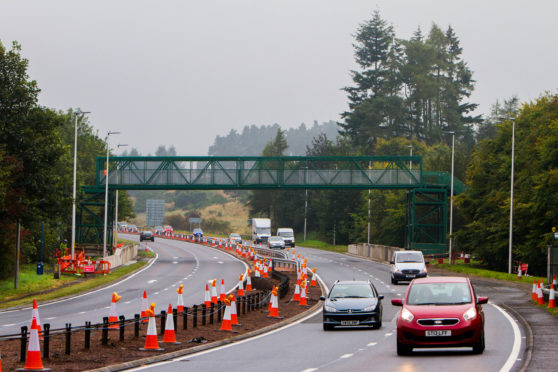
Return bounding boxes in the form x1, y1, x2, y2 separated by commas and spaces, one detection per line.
362, 305, 376, 312
463, 307, 477, 321
401, 308, 414, 322
324, 305, 337, 312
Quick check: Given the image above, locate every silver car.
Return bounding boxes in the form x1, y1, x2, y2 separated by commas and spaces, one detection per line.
267, 236, 285, 249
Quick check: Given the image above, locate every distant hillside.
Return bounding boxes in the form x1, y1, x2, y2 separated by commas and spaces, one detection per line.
208, 121, 339, 156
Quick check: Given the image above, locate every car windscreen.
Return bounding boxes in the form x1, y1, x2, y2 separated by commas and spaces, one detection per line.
329, 284, 374, 298
395, 252, 424, 263
278, 231, 294, 237
406, 282, 472, 305
269, 237, 282, 242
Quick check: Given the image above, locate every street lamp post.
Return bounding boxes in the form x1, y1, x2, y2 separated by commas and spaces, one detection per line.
509, 119, 516, 274
103, 131, 120, 258
444, 131, 456, 264
113, 144, 128, 248
367, 161, 371, 257
407, 145, 413, 183
71, 110, 90, 260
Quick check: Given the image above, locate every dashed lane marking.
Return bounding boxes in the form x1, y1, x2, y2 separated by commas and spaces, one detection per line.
3, 324, 15, 327
46, 317, 56, 320
367, 342, 377, 347
300, 369, 317, 372
173, 261, 178, 264
339, 354, 353, 359
384, 332, 393, 337
148, 280, 157, 284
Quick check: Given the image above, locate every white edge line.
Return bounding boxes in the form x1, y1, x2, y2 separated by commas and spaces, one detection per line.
127, 274, 329, 371
493, 303, 521, 372
1, 251, 159, 313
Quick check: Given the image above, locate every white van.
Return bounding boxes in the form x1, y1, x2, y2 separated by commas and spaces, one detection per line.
390, 250, 428, 284
277, 227, 295, 247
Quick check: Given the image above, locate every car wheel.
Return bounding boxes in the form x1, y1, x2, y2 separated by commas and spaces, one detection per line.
397, 341, 412, 356
472, 331, 485, 354
391, 277, 397, 285
372, 320, 382, 329
323, 323, 333, 331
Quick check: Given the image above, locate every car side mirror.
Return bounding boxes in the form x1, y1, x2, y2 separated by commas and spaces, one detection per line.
391, 298, 403, 306
378, 295, 384, 300
477, 296, 488, 305
425, 261, 430, 265
390, 260, 395, 265
319, 296, 326, 301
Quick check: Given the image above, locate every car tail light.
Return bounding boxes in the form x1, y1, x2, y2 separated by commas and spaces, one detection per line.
463, 307, 477, 321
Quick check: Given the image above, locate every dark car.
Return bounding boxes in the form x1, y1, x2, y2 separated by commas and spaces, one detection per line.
391, 276, 487, 355
320, 280, 383, 330
140, 230, 155, 242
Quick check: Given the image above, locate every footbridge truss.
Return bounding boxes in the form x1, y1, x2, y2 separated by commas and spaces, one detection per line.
79, 156, 466, 255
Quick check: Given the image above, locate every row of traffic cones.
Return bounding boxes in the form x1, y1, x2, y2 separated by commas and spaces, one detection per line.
531, 276, 556, 308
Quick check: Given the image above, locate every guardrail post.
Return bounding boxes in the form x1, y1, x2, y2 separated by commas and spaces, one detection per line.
209, 302, 214, 324
183, 306, 188, 330
119, 315, 125, 341
256, 292, 260, 310
134, 314, 140, 338
173, 308, 178, 331
201, 304, 207, 326
160, 311, 166, 335
193, 305, 198, 328
84, 321, 91, 349
65, 323, 71, 355
217, 301, 222, 322
43, 323, 50, 359
20, 326, 28, 362
102, 317, 109, 345
241, 296, 246, 314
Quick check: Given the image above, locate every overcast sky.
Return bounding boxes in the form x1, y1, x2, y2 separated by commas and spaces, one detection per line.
1, 1, 556, 156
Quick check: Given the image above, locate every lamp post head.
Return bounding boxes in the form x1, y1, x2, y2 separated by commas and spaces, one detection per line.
107, 131, 120, 136
117, 144, 128, 148
74, 110, 91, 115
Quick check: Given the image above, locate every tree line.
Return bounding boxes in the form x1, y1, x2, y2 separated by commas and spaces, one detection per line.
0, 41, 134, 279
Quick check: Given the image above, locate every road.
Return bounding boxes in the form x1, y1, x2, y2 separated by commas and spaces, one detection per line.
130, 245, 526, 372
0, 234, 245, 335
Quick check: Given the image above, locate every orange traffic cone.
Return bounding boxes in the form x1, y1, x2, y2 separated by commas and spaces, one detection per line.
211, 279, 218, 304
162, 304, 180, 344
141, 290, 149, 323
204, 283, 211, 307
532, 279, 537, 301
139, 303, 164, 351
553, 275, 557, 287
20, 317, 50, 371
237, 274, 245, 296
299, 282, 308, 306
268, 287, 282, 318
30, 299, 43, 340
537, 281, 545, 305
246, 270, 252, 291
108, 292, 121, 329
176, 285, 184, 312
263, 260, 269, 278
291, 279, 301, 302
220, 299, 234, 332
310, 268, 317, 287
229, 295, 240, 326
220, 279, 226, 301
548, 283, 556, 308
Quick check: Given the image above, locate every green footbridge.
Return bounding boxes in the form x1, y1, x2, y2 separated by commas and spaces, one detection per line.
78, 156, 466, 255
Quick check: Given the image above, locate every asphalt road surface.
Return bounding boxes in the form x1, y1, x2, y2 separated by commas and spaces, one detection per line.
0, 234, 245, 335
129, 245, 525, 372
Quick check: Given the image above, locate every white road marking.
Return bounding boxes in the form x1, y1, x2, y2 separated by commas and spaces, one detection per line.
154, 292, 159, 295
148, 280, 157, 284
339, 353, 353, 359
493, 304, 522, 372
173, 261, 178, 264
3, 324, 15, 327
46, 317, 56, 320
300, 369, 317, 372
173, 257, 178, 259
367, 342, 377, 347
218, 261, 224, 264
105, 306, 110, 309
384, 332, 393, 337
78, 311, 86, 314
124, 301, 131, 304
164, 288, 168, 291
213, 256, 219, 259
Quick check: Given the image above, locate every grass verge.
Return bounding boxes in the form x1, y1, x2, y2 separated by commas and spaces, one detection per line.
433, 261, 545, 285
298, 240, 347, 254
0, 261, 147, 310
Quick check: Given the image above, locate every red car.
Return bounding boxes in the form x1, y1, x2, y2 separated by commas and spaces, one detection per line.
391, 276, 487, 355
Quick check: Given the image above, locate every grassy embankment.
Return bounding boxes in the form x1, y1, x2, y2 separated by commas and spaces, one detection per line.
0, 241, 153, 309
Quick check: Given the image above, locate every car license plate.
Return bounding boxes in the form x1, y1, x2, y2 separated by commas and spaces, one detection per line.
406, 274, 416, 278
340, 320, 359, 326
425, 330, 451, 337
